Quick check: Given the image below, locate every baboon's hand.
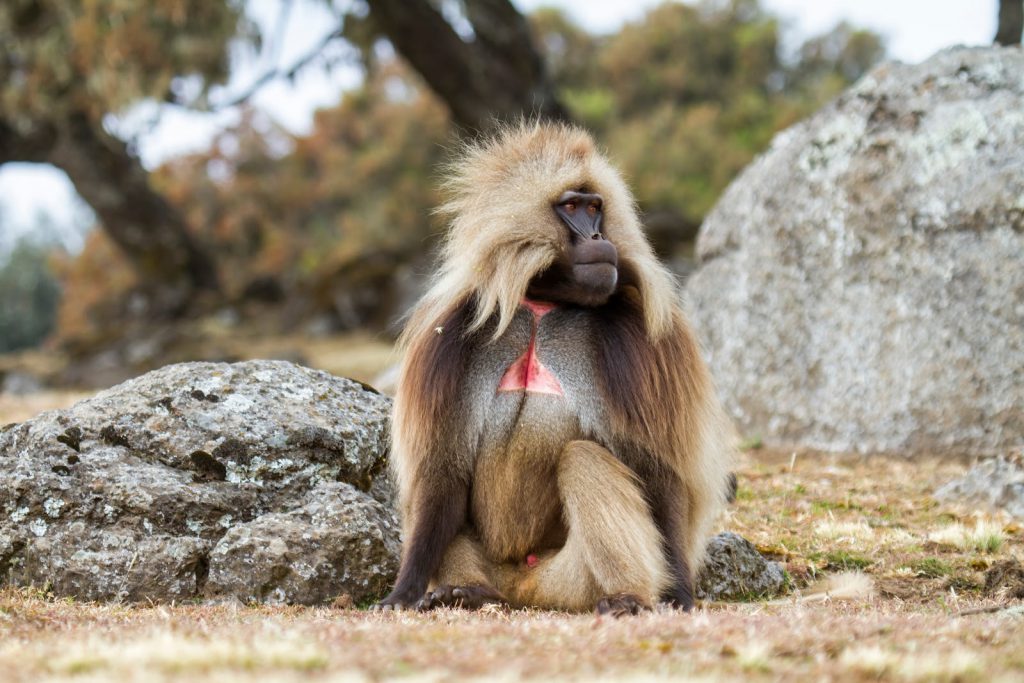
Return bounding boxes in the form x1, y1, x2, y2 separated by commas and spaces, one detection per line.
415, 584, 506, 611
371, 587, 422, 611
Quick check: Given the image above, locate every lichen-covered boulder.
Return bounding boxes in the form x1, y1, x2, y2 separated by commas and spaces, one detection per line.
207, 483, 399, 604
0, 360, 398, 604
686, 46, 1024, 455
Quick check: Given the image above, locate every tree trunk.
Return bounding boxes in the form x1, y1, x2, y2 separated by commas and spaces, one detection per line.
1, 112, 219, 312
996, 0, 1023, 45
366, 0, 570, 132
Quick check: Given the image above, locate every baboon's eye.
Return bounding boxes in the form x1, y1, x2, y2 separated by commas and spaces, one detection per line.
564, 202, 576, 212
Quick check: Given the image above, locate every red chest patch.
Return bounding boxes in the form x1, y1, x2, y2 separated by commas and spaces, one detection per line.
497, 300, 564, 396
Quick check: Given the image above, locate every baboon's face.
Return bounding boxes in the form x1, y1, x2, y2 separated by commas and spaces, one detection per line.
527, 190, 619, 307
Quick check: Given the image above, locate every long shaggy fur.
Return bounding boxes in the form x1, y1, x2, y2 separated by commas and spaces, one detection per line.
391, 121, 734, 603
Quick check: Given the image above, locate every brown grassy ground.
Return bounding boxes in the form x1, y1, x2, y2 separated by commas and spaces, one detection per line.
1, 396, 1022, 681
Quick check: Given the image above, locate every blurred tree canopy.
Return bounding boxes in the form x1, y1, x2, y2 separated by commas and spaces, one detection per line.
535, 2, 883, 243
3, 0, 885, 348
0, 0, 248, 306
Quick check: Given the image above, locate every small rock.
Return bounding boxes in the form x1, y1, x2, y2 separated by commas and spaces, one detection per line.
934, 453, 1024, 519
697, 532, 787, 601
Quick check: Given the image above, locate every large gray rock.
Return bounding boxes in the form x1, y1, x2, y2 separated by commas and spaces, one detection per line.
0, 360, 399, 604
934, 452, 1024, 519
687, 46, 1024, 455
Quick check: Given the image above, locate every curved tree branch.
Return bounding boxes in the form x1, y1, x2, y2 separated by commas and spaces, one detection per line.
2, 112, 219, 311
996, 0, 1023, 46
366, 0, 570, 131
47, 112, 220, 303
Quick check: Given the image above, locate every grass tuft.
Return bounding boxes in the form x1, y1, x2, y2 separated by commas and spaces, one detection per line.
821, 550, 873, 571
738, 435, 763, 451
735, 640, 773, 672
929, 520, 1006, 553
908, 558, 952, 578
840, 646, 982, 682
813, 520, 875, 542
840, 645, 897, 676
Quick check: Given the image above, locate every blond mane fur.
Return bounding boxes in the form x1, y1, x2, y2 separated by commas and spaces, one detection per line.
402, 121, 680, 347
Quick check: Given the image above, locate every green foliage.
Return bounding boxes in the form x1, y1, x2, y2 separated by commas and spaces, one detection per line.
813, 550, 873, 571
810, 499, 864, 512
793, 22, 886, 96
0, 0, 248, 123
598, 1, 780, 117
738, 434, 764, 451
0, 237, 61, 352
529, 8, 599, 86
734, 486, 755, 502
909, 558, 952, 578
535, 0, 885, 240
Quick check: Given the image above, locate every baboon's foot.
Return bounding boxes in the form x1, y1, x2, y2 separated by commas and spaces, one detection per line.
595, 593, 649, 617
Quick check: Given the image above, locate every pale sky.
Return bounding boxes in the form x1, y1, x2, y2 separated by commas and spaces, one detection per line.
0, 0, 998, 254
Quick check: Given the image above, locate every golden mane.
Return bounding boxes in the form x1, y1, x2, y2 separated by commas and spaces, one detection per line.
401, 120, 680, 349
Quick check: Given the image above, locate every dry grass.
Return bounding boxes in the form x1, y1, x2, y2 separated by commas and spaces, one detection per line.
1, 584, 1022, 682
0, 332, 396, 427
0, 390, 93, 425
230, 332, 397, 387
0, 394, 1022, 681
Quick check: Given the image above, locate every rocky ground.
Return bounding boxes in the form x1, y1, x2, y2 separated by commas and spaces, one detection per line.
0, 420, 1020, 681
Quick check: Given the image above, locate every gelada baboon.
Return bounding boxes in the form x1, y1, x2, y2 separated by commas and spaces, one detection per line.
375, 122, 734, 616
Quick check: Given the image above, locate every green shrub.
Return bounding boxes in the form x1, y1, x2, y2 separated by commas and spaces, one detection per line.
0, 238, 61, 352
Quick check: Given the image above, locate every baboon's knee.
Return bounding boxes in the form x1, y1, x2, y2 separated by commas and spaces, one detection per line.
558, 440, 638, 493
556, 440, 667, 600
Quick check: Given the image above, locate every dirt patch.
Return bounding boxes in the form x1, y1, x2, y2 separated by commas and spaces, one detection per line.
984, 558, 1024, 600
